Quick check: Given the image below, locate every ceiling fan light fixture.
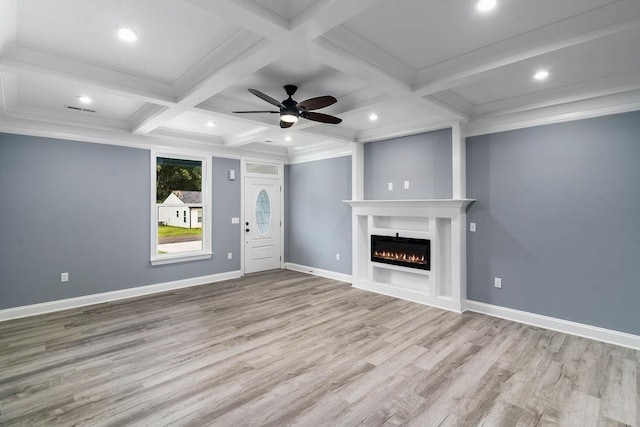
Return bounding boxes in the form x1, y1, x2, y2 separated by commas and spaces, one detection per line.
281, 114, 298, 123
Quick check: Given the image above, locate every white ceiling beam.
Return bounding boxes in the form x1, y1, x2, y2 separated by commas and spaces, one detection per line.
130, 39, 293, 134
291, 0, 382, 40
310, 38, 468, 120
0, 0, 17, 56
472, 73, 640, 118
0, 47, 177, 105
134, 0, 384, 137
0, 72, 18, 116
186, 0, 289, 39
465, 89, 640, 138
322, 25, 415, 85
176, 40, 290, 107
414, 16, 640, 96
130, 106, 186, 135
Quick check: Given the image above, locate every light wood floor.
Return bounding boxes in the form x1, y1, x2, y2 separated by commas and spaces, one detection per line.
0, 270, 638, 426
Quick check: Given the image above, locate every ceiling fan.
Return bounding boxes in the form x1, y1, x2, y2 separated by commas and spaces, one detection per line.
233, 85, 342, 128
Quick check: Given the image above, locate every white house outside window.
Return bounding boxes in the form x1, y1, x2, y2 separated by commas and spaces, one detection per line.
151, 153, 212, 265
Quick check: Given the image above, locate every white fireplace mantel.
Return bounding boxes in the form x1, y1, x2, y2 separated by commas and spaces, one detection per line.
344, 199, 474, 212
343, 198, 475, 313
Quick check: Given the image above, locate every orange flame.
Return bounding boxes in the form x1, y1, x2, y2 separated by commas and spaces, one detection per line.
373, 250, 426, 265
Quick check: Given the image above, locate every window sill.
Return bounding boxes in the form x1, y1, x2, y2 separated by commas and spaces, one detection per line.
150, 252, 213, 266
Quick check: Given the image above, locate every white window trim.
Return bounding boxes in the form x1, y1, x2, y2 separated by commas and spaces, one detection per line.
150, 151, 212, 266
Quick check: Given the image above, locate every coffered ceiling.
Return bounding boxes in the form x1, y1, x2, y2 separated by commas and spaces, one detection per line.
1, 0, 640, 159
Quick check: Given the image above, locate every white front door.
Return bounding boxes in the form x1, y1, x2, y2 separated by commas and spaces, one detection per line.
244, 176, 281, 273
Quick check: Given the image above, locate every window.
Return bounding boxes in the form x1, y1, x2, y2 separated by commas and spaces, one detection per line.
151, 153, 211, 265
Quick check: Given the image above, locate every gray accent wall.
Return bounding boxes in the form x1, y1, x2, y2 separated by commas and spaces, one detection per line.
466, 110, 640, 335
285, 156, 352, 274
364, 129, 452, 199
0, 133, 241, 309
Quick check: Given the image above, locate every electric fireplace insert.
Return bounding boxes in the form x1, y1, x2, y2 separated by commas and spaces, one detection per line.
371, 234, 430, 271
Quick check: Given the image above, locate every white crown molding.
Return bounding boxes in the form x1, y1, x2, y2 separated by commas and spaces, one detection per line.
356, 117, 455, 143
0, 114, 289, 161
284, 263, 352, 283
0, 270, 242, 323
466, 300, 640, 351
287, 142, 353, 164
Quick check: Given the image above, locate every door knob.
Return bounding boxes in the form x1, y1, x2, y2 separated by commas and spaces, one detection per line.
245, 228, 250, 232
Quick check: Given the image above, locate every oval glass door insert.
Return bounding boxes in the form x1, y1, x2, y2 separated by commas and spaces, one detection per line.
255, 189, 271, 236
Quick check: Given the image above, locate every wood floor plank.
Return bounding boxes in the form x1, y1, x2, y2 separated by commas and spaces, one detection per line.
0, 270, 638, 426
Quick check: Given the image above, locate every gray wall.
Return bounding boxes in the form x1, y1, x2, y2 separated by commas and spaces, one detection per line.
0, 133, 241, 309
285, 156, 352, 274
364, 128, 452, 199
466, 110, 640, 335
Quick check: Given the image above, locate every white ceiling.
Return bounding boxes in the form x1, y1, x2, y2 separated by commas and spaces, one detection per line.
1, 0, 640, 159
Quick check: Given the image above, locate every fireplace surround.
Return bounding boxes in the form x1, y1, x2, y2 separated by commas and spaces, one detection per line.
344, 199, 474, 312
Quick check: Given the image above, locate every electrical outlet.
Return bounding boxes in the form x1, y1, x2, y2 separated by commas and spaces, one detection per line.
387, 182, 393, 191
470, 222, 476, 232
494, 277, 502, 288
61, 272, 69, 283
336, 253, 340, 261
227, 252, 233, 260
404, 180, 410, 189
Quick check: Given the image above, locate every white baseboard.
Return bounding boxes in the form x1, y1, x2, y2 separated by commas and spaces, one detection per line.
284, 263, 353, 283
0, 270, 242, 323
465, 300, 640, 351
353, 280, 463, 313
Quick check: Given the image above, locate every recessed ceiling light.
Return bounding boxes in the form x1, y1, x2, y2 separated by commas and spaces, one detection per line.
534, 70, 550, 81
78, 96, 92, 105
369, 113, 378, 122
206, 121, 216, 128
118, 28, 139, 42
476, 0, 497, 12
284, 136, 292, 142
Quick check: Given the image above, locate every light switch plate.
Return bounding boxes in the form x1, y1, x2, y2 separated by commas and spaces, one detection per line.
388, 182, 393, 191
470, 222, 476, 232
231, 217, 240, 224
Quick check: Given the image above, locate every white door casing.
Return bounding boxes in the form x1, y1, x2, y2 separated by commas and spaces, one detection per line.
244, 176, 281, 273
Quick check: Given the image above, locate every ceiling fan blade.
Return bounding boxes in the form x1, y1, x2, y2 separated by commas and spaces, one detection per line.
296, 96, 337, 111
280, 120, 294, 129
301, 111, 342, 124
248, 89, 284, 108
232, 110, 279, 113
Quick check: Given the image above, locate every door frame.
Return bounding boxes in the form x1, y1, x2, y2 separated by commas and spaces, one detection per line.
240, 157, 285, 275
